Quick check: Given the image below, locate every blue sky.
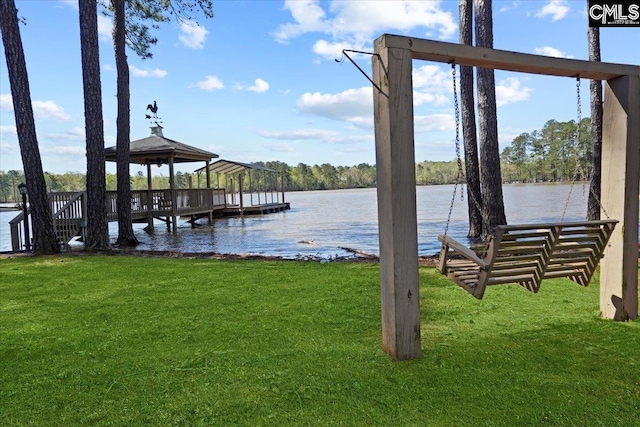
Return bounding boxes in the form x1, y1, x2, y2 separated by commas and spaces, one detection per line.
1, 0, 638, 175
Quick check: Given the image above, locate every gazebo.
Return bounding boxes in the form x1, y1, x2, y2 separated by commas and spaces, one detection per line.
104, 125, 223, 231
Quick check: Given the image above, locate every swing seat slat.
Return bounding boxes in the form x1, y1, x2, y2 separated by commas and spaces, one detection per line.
438, 220, 617, 299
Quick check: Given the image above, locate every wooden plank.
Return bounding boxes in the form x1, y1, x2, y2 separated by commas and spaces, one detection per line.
487, 274, 536, 285
553, 243, 598, 251
489, 266, 538, 278
491, 261, 541, 271
438, 235, 488, 268
549, 255, 593, 264
497, 246, 548, 255
501, 231, 550, 240
376, 35, 639, 80
600, 75, 640, 320
544, 270, 581, 279
373, 46, 421, 360
499, 220, 617, 231
493, 253, 547, 263
498, 237, 548, 246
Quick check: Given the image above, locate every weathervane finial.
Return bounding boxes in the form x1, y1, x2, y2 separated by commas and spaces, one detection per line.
145, 100, 162, 125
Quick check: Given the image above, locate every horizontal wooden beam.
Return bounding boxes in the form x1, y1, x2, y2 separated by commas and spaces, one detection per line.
376, 34, 640, 81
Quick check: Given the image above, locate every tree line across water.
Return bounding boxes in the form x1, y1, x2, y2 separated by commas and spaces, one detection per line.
0, 118, 592, 203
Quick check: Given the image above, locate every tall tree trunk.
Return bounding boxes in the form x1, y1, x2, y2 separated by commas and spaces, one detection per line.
0, 0, 59, 254
587, 26, 602, 221
475, 0, 506, 235
113, 0, 138, 246
79, 0, 110, 249
459, 0, 483, 238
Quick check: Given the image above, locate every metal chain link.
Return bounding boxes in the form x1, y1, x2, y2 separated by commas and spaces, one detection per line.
562, 77, 582, 221
444, 63, 489, 244
444, 64, 465, 238
452, 65, 465, 191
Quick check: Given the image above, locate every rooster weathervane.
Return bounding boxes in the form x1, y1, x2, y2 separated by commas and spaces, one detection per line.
145, 100, 162, 124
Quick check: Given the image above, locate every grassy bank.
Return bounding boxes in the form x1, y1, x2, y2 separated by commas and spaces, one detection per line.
1, 255, 639, 426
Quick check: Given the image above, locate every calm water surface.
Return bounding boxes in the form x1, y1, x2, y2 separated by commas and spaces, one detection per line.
0, 183, 628, 258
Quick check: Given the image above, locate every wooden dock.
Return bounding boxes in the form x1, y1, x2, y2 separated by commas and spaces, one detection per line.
220, 202, 290, 216
8, 189, 291, 251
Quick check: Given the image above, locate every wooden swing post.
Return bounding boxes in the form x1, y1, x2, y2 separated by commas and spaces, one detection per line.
373, 34, 639, 360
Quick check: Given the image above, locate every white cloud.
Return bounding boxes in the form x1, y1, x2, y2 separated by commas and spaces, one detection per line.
274, 0, 329, 43
179, 21, 208, 49
130, 65, 168, 78
2, 94, 70, 120
41, 146, 86, 156
534, 46, 572, 58
274, 1, 457, 59
0, 125, 17, 137
260, 129, 372, 145
499, 1, 520, 13
0, 140, 18, 153
536, 0, 570, 21
414, 114, 454, 133
413, 64, 452, 106
33, 100, 71, 121
495, 78, 532, 107
1, 93, 13, 110
313, 39, 353, 59
197, 75, 224, 91
47, 126, 86, 142
243, 78, 270, 93
265, 142, 294, 152
97, 15, 113, 41
260, 129, 337, 140
297, 87, 373, 129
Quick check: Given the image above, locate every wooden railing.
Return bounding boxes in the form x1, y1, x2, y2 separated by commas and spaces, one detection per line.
106, 188, 226, 220
8, 188, 226, 251
51, 192, 86, 248
8, 208, 29, 251
9, 191, 86, 251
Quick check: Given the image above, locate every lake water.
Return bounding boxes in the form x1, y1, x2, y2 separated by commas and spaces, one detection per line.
0, 183, 630, 258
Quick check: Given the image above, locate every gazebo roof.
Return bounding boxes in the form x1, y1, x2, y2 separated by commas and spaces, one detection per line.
194, 159, 277, 175
104, 126, 218, 165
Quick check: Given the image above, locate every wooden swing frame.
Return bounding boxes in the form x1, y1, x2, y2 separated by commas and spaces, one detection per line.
372, 34, 639, 360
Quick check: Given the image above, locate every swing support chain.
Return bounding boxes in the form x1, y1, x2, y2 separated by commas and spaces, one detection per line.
443, 63, 466, 238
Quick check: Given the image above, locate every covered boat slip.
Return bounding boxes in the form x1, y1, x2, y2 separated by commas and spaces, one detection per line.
193, 159, 290, 217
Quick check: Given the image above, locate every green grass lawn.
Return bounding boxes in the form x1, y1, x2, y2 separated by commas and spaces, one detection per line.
1, 255, 639, 426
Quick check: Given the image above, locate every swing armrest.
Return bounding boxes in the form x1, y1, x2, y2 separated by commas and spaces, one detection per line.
438, 235, 489, 269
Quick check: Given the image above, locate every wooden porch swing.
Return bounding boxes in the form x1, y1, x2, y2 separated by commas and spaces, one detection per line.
437, 69, 617, 299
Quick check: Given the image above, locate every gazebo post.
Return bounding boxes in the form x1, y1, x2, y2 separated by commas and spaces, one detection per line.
238, 172, 244, 211
169, 156, 177, 232
145, 161, 153, 231
205, 160, 212, 224
249, 170, 253, 206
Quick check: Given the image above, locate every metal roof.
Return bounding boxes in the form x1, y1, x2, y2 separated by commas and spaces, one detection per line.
104, 127, 218, 165
194, 159, 277, 175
